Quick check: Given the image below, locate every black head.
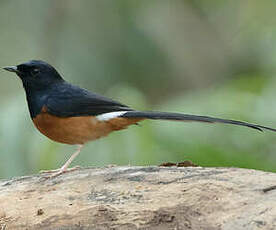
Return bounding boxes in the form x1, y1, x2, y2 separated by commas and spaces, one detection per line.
3, 60, 64, 91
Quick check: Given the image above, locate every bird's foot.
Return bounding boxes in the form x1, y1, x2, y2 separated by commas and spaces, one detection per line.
40, 166, 81, 179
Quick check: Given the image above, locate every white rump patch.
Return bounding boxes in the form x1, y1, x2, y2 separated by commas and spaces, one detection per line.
96, 111, 128, 121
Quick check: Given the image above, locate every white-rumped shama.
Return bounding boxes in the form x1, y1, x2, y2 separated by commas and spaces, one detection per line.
3, 60, 276, 177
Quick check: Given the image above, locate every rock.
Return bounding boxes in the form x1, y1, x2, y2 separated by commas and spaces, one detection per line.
0, 166, 276, 229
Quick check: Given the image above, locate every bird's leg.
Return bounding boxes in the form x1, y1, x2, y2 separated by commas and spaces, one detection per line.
40, 144, 83, 178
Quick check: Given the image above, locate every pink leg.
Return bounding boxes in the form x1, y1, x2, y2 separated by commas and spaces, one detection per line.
40, 144, 83, 178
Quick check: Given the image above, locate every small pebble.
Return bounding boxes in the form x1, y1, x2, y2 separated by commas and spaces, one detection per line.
37, 209, 44, 216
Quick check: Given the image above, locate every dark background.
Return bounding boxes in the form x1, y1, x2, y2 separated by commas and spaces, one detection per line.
1, 0, 276, 178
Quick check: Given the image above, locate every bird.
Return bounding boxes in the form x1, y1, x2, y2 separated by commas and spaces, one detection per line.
3, 60, 276, 178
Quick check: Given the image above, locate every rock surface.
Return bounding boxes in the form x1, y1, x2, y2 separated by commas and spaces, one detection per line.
0, 166, 276, 230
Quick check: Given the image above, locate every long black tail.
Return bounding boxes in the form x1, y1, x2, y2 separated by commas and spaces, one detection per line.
120, 111, 276, 132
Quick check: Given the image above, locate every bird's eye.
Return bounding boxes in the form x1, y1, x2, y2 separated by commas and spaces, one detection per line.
32, 68, 40, 76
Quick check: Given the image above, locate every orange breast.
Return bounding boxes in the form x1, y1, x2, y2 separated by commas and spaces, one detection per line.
32, 107, 143, 145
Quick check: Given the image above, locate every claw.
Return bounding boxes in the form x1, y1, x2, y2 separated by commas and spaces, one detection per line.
40, 166, 81, 179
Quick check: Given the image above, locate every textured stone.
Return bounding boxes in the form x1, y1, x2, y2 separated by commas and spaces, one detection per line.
0, 166, 276, 229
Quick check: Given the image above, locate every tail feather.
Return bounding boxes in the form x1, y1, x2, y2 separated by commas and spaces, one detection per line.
120, 111, 276, 132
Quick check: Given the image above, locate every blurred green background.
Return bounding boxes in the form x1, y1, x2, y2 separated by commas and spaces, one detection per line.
1, 0, 276, 178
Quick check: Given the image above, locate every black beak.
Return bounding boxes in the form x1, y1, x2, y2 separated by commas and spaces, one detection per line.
3, 66, 19, 73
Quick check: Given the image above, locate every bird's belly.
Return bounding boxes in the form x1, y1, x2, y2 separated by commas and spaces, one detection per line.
32, 112, 142, 145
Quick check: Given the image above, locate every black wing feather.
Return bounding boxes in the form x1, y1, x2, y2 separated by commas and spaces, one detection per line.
46, 83, 132, 117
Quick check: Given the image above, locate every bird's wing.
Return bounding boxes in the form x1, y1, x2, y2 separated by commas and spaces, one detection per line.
45, 83, 132, 117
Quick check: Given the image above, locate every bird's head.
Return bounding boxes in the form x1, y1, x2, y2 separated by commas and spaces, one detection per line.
3, 60, 64, 90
